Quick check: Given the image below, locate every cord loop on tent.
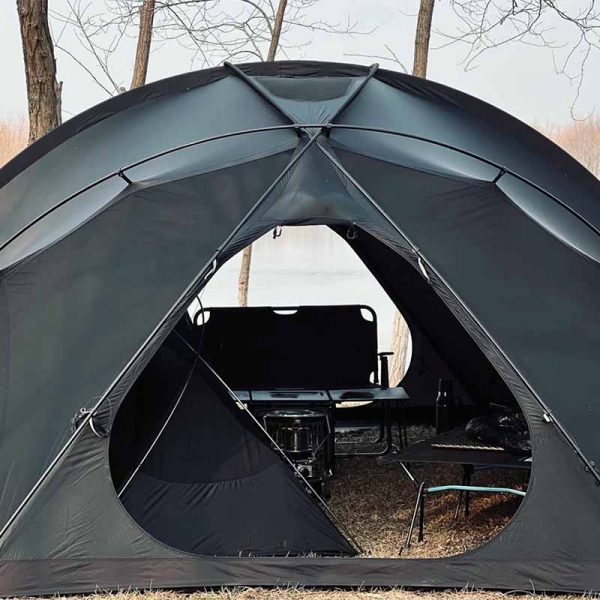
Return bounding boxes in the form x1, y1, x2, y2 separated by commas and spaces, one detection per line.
346, 223, 358, 240
272, 225, 282, 239
71, 407, 108, 438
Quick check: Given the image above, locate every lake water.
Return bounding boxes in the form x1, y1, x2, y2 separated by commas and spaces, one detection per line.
196, 226, 399, 351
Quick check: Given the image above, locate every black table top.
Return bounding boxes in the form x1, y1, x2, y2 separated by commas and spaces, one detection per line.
389, 427, 531, 469
233, 387, 409, 403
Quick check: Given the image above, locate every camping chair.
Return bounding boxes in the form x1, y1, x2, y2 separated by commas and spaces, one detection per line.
401, 482, 526, 553
194, 304, 409, 456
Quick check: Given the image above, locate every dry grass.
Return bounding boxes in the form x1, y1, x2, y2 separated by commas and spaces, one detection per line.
46, 589, 582, 600
329, 435, 527, 558
541, 117, 600, 178
0, 116, 28, 167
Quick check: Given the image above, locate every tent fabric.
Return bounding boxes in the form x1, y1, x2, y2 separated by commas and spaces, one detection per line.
0, 60, 599, 595
0, 150, 294, 531
113, 325, 354, 557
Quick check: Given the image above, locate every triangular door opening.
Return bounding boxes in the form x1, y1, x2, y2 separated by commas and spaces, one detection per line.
118, 222, 530, 561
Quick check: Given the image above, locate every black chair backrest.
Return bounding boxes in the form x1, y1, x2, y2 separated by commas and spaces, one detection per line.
195, 305, 378, 390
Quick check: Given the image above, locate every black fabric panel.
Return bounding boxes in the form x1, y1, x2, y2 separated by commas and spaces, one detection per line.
2, 543, 600, 597
336, 80, 600, 235
335, 227, 513, 407
4, 59, 598, 237
197, 305, 377, 389
0, 150, 293, 532
109, 325, 196, 490
335, 148, 600, 464
117, 345, 354, 557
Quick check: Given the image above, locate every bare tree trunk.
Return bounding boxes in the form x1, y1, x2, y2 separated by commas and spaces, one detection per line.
130, 0, 156, 89
389, 311, 411, 386
266, 0, 288, 61
390, 0, 436, 385
412, 0, 435, 78
16, 0, 62, 145
237, 0, 288, 307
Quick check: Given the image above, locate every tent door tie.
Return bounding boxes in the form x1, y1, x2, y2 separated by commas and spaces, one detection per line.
272, 225, 282, 239
346, 223, 358, 240
71, 407, 108, 438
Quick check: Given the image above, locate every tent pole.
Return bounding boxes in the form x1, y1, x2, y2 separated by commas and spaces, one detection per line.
327, 123, 600, 240
5, 123, 597, 261
224, 62, 379, 129
0, 123, 314, 256
315, 140, 600, 486
173, 331, 363, 554
0, 127, 326, 543
224, 62, 297, 125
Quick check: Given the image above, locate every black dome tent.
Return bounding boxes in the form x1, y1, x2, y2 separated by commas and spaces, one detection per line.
0, 60, 599, 595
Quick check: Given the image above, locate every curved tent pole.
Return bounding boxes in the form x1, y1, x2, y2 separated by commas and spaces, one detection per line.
328, 124, 600, 240
315, 140, 600, 486
3, 124, 597, 263
0, 123, 314, 257
0, 127, 326, 543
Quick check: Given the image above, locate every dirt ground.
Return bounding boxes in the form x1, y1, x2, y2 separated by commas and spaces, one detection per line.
54, 589, 579, 600
331, 426, 528, 558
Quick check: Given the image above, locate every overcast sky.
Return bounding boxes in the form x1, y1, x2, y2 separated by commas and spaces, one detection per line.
1, 1, 597, 126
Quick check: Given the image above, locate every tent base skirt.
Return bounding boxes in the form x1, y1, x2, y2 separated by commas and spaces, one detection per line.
2, 556, 599, 596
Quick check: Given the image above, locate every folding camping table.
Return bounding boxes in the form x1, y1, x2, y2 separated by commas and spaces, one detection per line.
234, 387, 410, 455
384, 426, 531, 551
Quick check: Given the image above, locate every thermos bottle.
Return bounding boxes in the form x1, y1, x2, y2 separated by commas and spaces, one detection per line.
435, 378, 455, 434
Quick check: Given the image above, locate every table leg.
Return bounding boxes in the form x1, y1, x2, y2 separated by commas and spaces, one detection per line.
383, 398, 393, 454
402, 481, 424, 553
418, 489, 426, 542
464, 465, 473, 517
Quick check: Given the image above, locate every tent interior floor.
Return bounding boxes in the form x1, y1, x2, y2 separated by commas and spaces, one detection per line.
329, 426, 528, 558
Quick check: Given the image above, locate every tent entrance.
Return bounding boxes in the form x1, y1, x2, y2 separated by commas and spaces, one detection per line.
109, 224, 530, 560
